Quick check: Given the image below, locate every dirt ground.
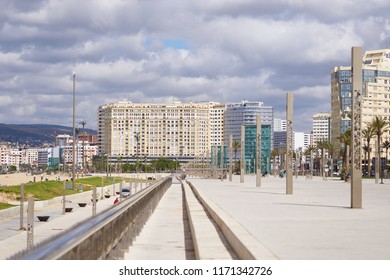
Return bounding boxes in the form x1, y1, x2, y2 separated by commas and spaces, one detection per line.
0, 172, 71, 187
0, 172, 71, 203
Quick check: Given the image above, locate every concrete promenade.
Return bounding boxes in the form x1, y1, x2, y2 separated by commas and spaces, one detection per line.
188, 174, 390, 260
0, 174, 389, 260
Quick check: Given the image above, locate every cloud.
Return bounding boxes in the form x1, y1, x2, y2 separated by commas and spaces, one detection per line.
0, 0, 389, 134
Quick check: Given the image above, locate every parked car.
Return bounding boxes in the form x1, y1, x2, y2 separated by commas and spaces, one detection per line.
121, 188, 131, 198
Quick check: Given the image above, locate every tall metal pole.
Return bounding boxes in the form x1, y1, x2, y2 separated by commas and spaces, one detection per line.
240, 125, 245, 183
351, 47, 363, 208
310, 149, 313, 179
375, 141, 379, 184
220, 145, 224, 181
72, 72, 76, 190
229, 134, 233, 182
80, 120, 86, 173
256, 115, 262, 187
27, 195, 34, 249
286, 93, 294, 194
19, 184, 25, 230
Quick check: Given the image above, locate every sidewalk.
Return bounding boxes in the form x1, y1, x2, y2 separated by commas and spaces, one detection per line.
0, 188, 118, 260
187, 175, 390, 260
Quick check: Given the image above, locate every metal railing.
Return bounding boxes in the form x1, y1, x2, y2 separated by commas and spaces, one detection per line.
9, 176, 172, 260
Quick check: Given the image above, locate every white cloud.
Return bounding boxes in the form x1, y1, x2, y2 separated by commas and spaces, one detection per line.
0, 0, 389, 132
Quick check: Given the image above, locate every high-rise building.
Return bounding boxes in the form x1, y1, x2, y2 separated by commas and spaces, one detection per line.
331, 48, 390, 143
243, 124, 272, 173
223, 100, 274, 149
210, 104, 225, 147
304, 133, 312, 149
97, 100, 218, 161
312, 113, 331, 144
274, 118, 286, 131
361, 49, 390, 127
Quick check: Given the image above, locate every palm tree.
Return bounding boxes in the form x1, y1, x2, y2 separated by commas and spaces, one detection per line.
304, 145, 316, 176
337, 129, 351, 180
232, 140, 241, 174
382, 140, 390, 170
362, 125, 375, 176
232, 140, 240, 162
316, 139, 328, 178
326, 141, 339, 178
370, 116, 389, 181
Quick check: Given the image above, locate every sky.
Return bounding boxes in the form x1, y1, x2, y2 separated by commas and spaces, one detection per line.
1, 0, 389, 133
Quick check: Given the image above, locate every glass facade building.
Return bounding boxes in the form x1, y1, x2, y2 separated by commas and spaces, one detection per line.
223, 100, 273, 149
244, 124, 272, 174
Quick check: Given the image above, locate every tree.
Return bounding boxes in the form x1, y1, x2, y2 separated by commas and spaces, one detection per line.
362, 125, 375, 176
316, 139, 328, 178
232, 140, 240, 162
304, 145, 317, 175
382, 140, 390, 170
326, 141, 339, 177
370, 116, 389, 180
337, 129, 351, 180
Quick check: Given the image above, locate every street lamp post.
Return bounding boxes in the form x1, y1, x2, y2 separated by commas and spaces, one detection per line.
72, 72, 76, 190
79, 120, 86, 174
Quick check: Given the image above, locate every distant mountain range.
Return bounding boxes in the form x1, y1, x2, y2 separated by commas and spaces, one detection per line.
0, 124, 96, 146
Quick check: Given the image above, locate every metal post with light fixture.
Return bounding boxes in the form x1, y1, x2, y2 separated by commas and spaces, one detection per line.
72, 72, 76, 190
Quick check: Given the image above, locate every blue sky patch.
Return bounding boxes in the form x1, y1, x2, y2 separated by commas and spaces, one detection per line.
162, 39, 188, 49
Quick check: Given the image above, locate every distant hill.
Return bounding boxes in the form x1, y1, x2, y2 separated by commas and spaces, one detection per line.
0, 124, 96, 146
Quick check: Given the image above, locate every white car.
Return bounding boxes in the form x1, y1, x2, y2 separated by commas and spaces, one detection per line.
120, 188, 131, 198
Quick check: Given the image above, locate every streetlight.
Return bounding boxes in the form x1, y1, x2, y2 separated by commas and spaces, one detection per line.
79, 120, 86, 173
72, 72, 76, 190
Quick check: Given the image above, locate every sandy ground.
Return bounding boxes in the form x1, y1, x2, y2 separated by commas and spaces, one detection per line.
0, 172, 71, 186
0, 172, 165, 187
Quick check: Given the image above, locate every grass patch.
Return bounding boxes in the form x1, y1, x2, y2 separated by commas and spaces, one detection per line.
0, 176, 123, 201
0, 202, 16, 210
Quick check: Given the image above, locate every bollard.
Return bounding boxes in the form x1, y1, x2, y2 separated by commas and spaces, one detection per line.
27, 195, 34, 249
101, 177, 104, 200
92, 186, 97, 216
62, 181, 66, 215
19, 184, 25, 230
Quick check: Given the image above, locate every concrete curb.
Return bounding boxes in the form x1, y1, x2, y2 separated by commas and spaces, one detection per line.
187, 180, 278, 260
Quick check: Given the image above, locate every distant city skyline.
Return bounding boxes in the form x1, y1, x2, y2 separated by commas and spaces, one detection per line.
1, 1, 389, 133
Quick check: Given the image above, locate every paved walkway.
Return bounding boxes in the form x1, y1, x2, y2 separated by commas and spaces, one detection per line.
1, 174, 389, 260
0, 186, 120, 260
187, 175, 390, 260
124, 180, 195, 259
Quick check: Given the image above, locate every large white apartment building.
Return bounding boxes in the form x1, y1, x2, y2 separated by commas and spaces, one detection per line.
98, 100, 220, 160
210, 104, 225, 147
0, 144, 9, 167
361, 49, 390, 127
